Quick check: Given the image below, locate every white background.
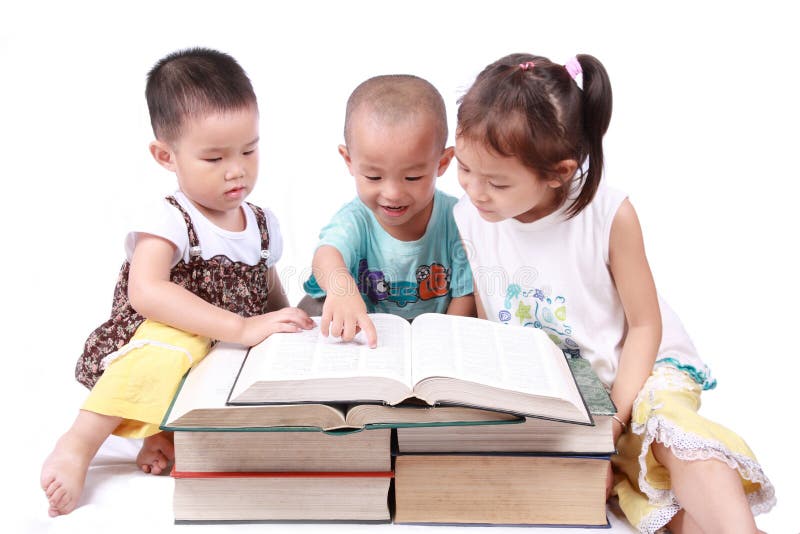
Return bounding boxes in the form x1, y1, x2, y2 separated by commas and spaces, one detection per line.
3, 1, 798, 532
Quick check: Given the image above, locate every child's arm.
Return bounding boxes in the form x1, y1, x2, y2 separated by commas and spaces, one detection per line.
311, 245, 378, 348
264, 264, 290, 312
128, 233, 313, 347
448, 231, 476, 317
608, 199, 662, 440
474, 292, 487, 320
446, 294, 476, 317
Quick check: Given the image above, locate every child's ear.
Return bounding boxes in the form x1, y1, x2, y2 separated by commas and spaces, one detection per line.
436, 146, 456, 177
149, 140, 177, 172
338, 144, 354, 175
548, 159, 579, 188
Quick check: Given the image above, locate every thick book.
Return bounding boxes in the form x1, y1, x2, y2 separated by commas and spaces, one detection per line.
172, 470, 392, 522
229, 313, 592, 425
397, 358, 617, 454
173, 428, 391, 472
393, 454, 609, 526
161, 342, 520, 432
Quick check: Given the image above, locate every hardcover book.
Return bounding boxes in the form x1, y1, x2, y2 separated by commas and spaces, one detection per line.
228, 313, 592, 425
173, 428, 392, 473
161, 341, 520, 432
172, 470, 392, 522
397, 358, 617, 454
393, 454, 609, 526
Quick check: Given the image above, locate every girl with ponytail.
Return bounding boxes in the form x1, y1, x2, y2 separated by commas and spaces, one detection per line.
453, 53, 774, 533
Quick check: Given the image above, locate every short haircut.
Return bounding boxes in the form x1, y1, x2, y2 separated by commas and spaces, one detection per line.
343, 75, 448, 149
145, 47, 257, 142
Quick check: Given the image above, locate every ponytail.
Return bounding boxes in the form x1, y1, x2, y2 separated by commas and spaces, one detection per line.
567, 54, 612, 218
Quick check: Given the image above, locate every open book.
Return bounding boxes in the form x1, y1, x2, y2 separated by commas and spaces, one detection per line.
162, 342, 519, 432
229, 313, 592, 425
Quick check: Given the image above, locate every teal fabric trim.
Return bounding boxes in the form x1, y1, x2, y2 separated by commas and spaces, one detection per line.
655, 357, 717, 390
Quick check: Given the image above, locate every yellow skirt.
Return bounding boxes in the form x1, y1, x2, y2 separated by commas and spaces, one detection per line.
82, 319, 212, 438
611, 365, 775, 533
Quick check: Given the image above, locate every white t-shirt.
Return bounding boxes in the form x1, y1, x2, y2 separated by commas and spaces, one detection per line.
123, 191, 283, 268
453, 184, 714, 390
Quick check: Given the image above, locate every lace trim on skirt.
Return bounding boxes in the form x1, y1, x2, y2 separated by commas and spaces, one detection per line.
632, 416, 776, 533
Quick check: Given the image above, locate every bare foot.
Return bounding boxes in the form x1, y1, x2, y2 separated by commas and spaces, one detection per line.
136, 432, 174, 475
41, 410, 121, 517
40, 433, 93, 517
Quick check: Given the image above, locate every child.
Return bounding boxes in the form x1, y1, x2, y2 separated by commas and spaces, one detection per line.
301, 74, 475, 346
452, 53, 775, 533
41, 47, 313, 517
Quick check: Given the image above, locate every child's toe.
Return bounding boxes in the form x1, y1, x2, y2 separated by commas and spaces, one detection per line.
49, 486, 68, 510
44, 479, 59, 498
40, 473, 56, 493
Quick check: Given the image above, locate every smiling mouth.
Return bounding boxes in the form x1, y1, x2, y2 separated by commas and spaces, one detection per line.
380, 205, 408, 217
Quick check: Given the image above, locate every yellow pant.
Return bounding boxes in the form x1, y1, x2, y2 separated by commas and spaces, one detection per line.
82, 320, 211, 438
612, 365, 775, 533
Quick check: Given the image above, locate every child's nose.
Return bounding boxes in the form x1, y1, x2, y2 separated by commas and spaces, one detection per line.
382, 180, 405, 200
225, 164, 245, 180
465, 177, 488, 201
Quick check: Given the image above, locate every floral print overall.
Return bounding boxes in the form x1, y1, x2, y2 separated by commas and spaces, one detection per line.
75, 196, 271, 389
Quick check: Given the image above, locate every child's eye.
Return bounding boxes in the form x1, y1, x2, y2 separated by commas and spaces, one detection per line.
488, 182, 509, 190
364, 176, 381, 181
405, 176, 423, 181
243, 149, 256, 156
458, 165, 470, 174
203, 157, 222, 163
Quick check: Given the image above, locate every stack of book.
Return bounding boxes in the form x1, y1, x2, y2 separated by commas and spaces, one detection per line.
162, 344, 395, 523
171, 430, 393, 522
393, 357, 616, 527
163, 313, 614, 525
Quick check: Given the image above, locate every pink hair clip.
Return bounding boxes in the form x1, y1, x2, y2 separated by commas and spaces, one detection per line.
564, 57, 582, 79
519, 61, 536, 71
564, 57, 583, 89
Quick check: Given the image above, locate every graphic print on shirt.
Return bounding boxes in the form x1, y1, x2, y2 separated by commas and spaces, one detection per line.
499, 283, 581, 357
357, 259, 450, 308
416, 263, 450, 300
357, 259, 390, 302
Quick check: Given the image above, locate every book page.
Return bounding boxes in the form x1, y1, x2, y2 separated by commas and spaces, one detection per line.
242, 314, 413, 387
410, 314, 562, 397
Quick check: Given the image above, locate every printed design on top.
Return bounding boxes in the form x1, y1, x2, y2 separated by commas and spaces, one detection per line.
357, 259, 450, 308
499, 284, 581, 358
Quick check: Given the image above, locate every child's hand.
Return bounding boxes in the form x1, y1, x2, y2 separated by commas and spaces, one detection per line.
238, 307, 314, 347
320, 293, 378, 348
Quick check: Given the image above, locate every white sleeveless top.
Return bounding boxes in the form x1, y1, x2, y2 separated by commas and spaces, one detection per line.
453, 184, 714, 390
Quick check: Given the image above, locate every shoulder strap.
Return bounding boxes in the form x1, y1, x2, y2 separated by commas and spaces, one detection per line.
165, 196, 202, 259
246, 202, 271, 263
